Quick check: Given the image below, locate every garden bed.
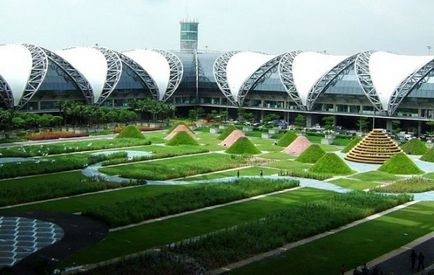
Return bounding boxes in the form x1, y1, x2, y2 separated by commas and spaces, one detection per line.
373, 177, 434, 193
26, 131, 89, 141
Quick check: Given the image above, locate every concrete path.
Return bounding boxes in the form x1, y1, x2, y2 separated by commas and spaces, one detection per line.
210, 201, 418, 274
345, 232, 434, 275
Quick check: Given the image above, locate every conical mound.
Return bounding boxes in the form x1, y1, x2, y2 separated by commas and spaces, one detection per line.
166, 131, 198, 146
310, 153, 353, 175
165, 124, 195, 140
283, 136, 311, 156
117, 125, 145, 139
295, 144, 326, 163
225, 137, 261, 155
277, 131, 298, 147
378, 152, 423, 174
400, 138, 428, 155
218, 125, 238, 140
342, 136, 362, 153
345, 129, 401, 164
219, 130, 245, 147
421, 147, 434, 162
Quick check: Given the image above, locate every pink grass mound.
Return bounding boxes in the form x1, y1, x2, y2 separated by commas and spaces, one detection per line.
283, 135, 312, 156
165, 125, 195, 140
219, 130, 245, 147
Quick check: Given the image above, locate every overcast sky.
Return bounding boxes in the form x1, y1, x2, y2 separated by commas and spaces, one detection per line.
2, 0, 434, 55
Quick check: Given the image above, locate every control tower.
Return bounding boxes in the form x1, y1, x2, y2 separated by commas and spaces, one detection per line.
180, 20, 199, 52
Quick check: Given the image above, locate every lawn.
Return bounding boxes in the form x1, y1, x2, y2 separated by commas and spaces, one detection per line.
63, 188, 334, 266
331, 171, 401, 191
373, 177, 434, 193
99, 153, 248, 180
181, 166, 279, 181
234, 202, 434, 275
260, 151, 293, 160
9, 184, 192, 213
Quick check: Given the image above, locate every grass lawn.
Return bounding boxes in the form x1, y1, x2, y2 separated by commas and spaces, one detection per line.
252, 138, 281, 152
234, 202, 434, 275
142, 131, 166, 144
181, 166, 279, 181
373, 177, 434, 193
196, 132, 224, 151
63, 188, 334, 266
99, 153, 248, 180
260, 151, 293, 160
318, 144, 341, 152
9, 184, 192, 213
268, 159, 312, 172
423, 172, 434, 180
331, 171, 401, 191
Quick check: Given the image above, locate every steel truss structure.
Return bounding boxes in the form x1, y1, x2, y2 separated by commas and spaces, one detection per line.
278, 51, 304, 109
0, 74, 13, 108
238, 55, 282, 106
17, 44, 49, 109
153, 49, 184, 102
117, 52, 160, 100
42, 47, 94, 104
213, 51, 239, 105
355, 51, 383, 112
388, 58, 434, 115
94, 47, 122, 105
306, 54, 357, 110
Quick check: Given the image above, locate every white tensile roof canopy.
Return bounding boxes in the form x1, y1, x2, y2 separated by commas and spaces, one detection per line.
369, 51, 433, 110
123, 49, 170, 100
292, 52, 348, 106
226, 51, 276, 102
56, 47, 108, 103
0, 44, 33, 106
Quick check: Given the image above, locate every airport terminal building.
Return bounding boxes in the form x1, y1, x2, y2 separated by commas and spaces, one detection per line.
1, 21, 434, 133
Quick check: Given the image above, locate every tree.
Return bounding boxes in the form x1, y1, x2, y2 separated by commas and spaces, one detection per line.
392, 120, 401, 135
237, 108, 254, 123
356, 117, 369, 132
322, 116, 336, 131
263, 113, 279, 124
294, 114, 305, 129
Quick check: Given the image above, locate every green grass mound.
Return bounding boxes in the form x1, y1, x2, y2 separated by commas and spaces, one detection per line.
309, 153, 353, 175
421, 147, 434, 162
116, 125, 145, 139
226, 137, 261, 155
379, 152, 423, 174
277, 131, 298, 147
166, 131, 198, 146
401, 138, 428, 155
295, 144, 326, 163
218, 125, 238, 140
342, 136, 362, 153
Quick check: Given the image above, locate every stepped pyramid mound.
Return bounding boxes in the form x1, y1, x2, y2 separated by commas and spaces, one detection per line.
219, 130, 245, 147
283, 136, 311, 156
345, 129, 402, 164
165, 125, 195, 140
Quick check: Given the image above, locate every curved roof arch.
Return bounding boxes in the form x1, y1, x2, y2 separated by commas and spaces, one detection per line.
279, 51, 353, 110
123, 49, 183, 102
0, 73, 13, 108
355, 51, 434, 115
0, 44, 49, 109
213, 51, 278, 106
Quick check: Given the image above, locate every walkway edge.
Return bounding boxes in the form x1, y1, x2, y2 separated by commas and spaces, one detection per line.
211, 200, 419, 275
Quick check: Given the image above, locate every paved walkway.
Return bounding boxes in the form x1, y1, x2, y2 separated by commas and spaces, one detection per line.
345, 232, 434, 275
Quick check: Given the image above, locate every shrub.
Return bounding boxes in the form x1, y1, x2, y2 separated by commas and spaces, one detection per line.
225, 137, 261, 155
401, 138, 428, 155
27, 131, 88, 141
218, 125, 238, 140
295, 144, 326, 163
84, 178, 300, 227
113, 126, 163, 133
166, 131, 198, 146
341, 136, 362, 153
379, 152, 423, 175
116, 125, 146, 139
373, 177, 434, 193
276, 131, 298, 147
309, 153, 353, 175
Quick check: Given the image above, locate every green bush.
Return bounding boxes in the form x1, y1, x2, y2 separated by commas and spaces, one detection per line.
116, 125, 145, 139
280, 169, 333, 180
85, 178, 300, 227
295, 144, 326, 163
218, 125, 238, 140
225, 137, 261, 155
341, 137, 362, 152
309, 153, 353, 175
378, 152, 423, 175
421, 147, 434, 162
276, 131, 298, 147
166, 131, 198, 146
373, 177, 434, 193
401, 138, 428, 155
